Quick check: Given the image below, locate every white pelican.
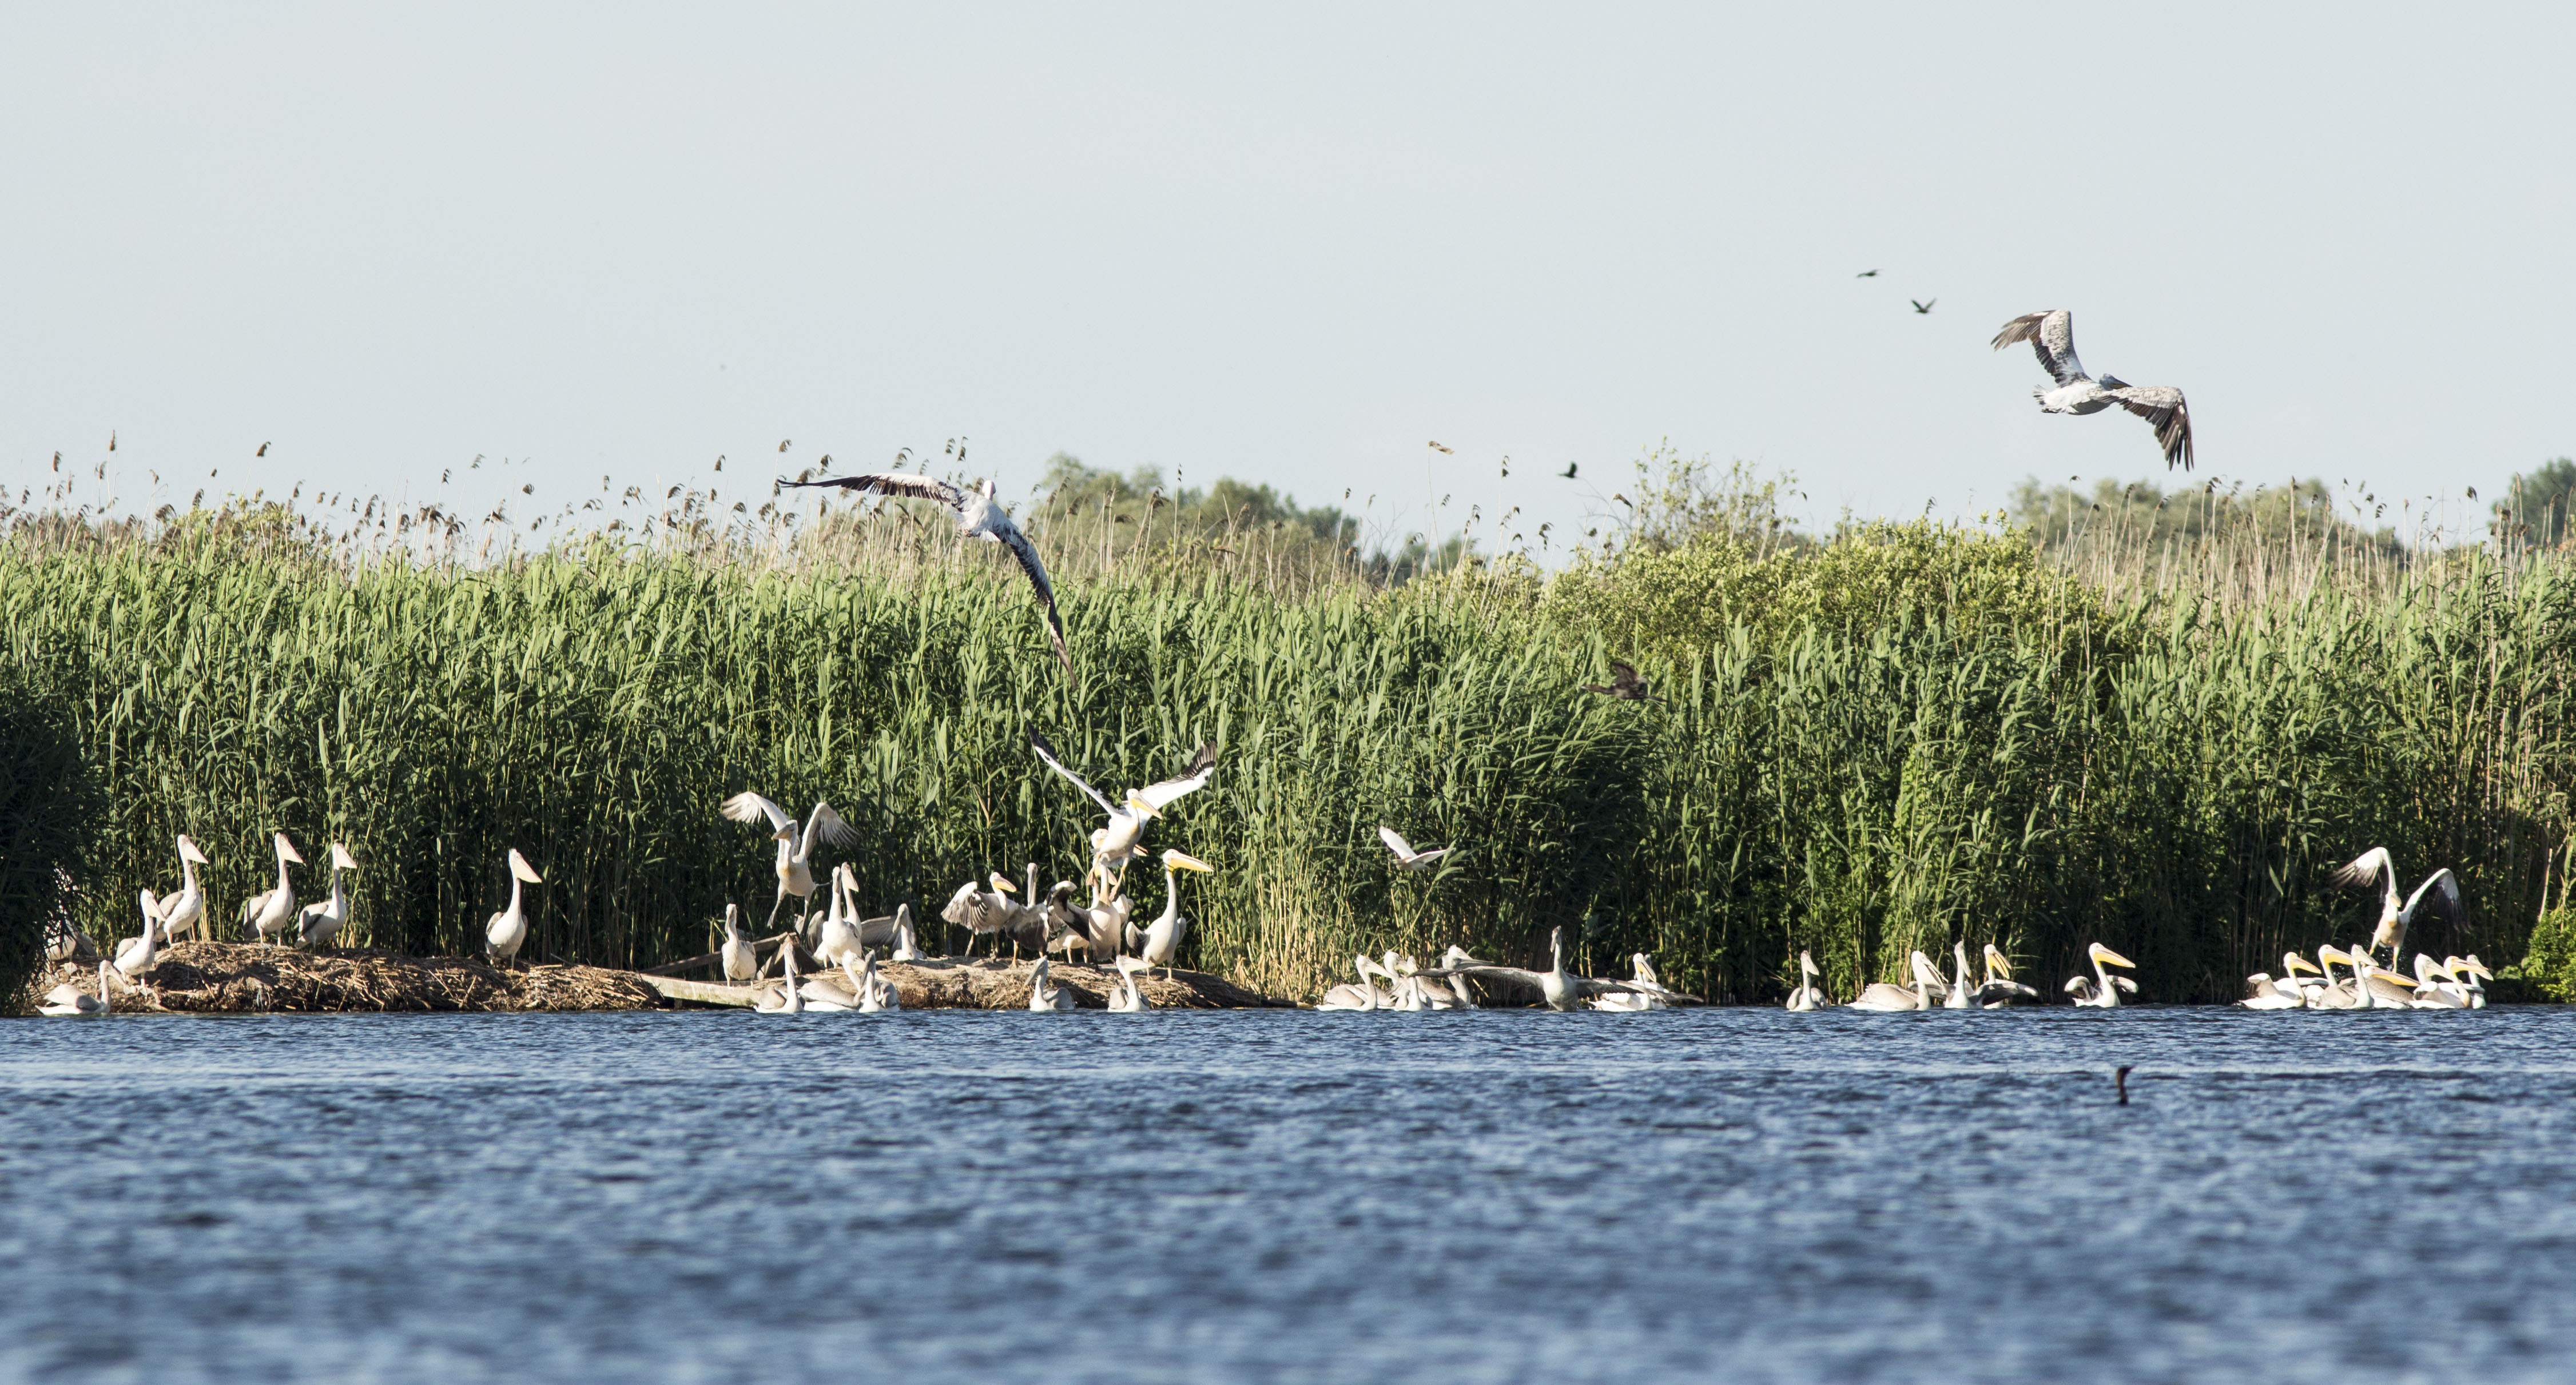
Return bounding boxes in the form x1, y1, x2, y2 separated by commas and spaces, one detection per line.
1591, 954, 1672, 1012
1991, 309, 2195, 469
941, 871, 1023, 957
778, 472, 1071, 672
2355, 952, 2419, 1008
1784, 950, 1825, 1011
1132, 849, 1212, 980
1377, 826, 1452, 874
2408, 955, 2468, 1009
156, 835, 211, 943
1943, 942, 1978, 1010
2064, 943, 2137, 1008
1972, 944, 2041, 1006
484, 849, 544, 966
854, 897, 911, 952
2240, 973, 2304, 1009
1056, 879, 1134, 965
113, 891, 162, 980
40, 962, 112, 1018
238, 832, 306, 945
1421, 927, 1678, 1012
296, 843, 359, 948
1108, 956, 1151, 1012
1847, 950, 1946, 1012
888, 907, 929, 963
798, 953, 864, 1012
1028, 732, 1218, 882
2330, 848, 2463, 970
2451, 954, 2491, 1009
717, 903, 757, 983
1027, 956, 1077, 1011
816, 864, 861, 965
755, 938, 805, 1013
2308, 946, 2364, 1009
1315, 956, 1390, 1011
721, 793, 858, 932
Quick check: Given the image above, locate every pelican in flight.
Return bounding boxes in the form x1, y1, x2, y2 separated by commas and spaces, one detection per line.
1591, 954, 1673, 1011
1991, 310, 2194, 470
155, 835, 211, 943
1029, 732, 1219, 883
778, 472, 1070, 672
1131, 849, 1213, 980
2064, 942, 2137, 1008
2330, 848, 2462, 970
1378, 826, 1452, 874
1108, 956, 1151, 1012
1785, 950, 1825, 1011
239, 832, 307, 945
1027, 957, 1078, 1011
719, 903, 757, 983
297, 843, 359, 948
484, 849, 543, 966
721, 793, 857, 932
1421, 927, 1681, 1012
40, 962, 112, 1018
1847, 950, 1946, 1012
756, 938, 804, 1014
113, 892, 162, 980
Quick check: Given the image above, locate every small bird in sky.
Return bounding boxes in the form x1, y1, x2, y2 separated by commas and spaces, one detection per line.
108, 431, 117, 452
778, 439, 792, 453
1911, 299, 1936, 315
1428, 441, 1453, 454
1558, 462, 1579, 479
256, 441, 269, 456
1856, 269, 1878, 278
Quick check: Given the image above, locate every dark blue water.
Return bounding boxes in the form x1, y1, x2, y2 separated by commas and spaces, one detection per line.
6, 1005, 2574, 1382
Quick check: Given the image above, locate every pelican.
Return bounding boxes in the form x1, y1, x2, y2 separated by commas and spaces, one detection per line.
777, 472, 1071, 672
1421, 927, 1680, 1012
2331, 849, 2463, 970
2408, 955, 2468, 1009
1108, 957, 1151, 1012
1991, 310, 2194, 469
484, 849, 544, 966
238, 832, 306, 945
1028, 732, 1218, 882
1944, 942, 1978, 1010
1591, 954, 1672, 1012
861, 952, 901, 1011
2240, 973, 2304, 1010
1426, 945, 1485, 1009
296, 843, 359, 948
1972, 944, 2041, 1006
816, 865, 861, 965
1784, 950, 1825, 1011
1056, 879, 1134, 965
941, 871, 1023, 957
2355, 952, 2420, 1008
1378, 826, 1452, 874
2273, 952, 2328, 1006
113, 891, 162, 980
2451, 954, 2492, 1009
1847, 950, 1946, 1012
39, 962, 112, 1018
855, 898, 913, 953
721, 793, 858, 933
798, 953, 866, 1012
888, 906, 929, 963
1027, 957, 1077, 1012
719, 903, 757, 983
2064, 943, 2137, 1008
755, 938, 804, 1013
2308, 946, 2364, 1009
1130, 849, 1212, 980
1315, 956, 1390, 1011
155, 835, 211, 943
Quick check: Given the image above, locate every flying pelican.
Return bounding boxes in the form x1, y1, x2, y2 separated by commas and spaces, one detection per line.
1784, 950, 1825, 1011
238, 832, 307, 945
942, 871, 1024, 957
2063, 943, 2137, 1008
1378, 826, 1452, 874
1991, 310, 2195, 470
2330, 848, 2463, 970
155, 835, 211, 943
1972, 944, 2041, 1006
720, 903, 757, 983
484, 849, 544, 966
1131, 849, 1212, 980
1315, 956, 1391, 1011
297, 843, 359, 948
113, 892, 162, 980
39, 962, 112, 1018
1027, 956, 1077, 1011
1028, 732, 1218, 883
777, 472, 1070, 672
1421, 927, 1680, 1012
755, 938, 804, 1013
721, 793, 858, 932
1108, 956, 1151, 1012
1847, 950, 1946, 1012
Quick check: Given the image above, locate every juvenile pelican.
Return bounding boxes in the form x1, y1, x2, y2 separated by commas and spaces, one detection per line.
1847, 950, 1945, 1012
2330, 849, 2463, 970
1591, 954, 1672, 1011
2064, 943, 2137, 1008
1028, 732, 1218, 882
1027, 957, 1077, 1011
720, 903, 758, 983
113, 892, 162, 980
755, 939, 804, 1014
1991, 310, 2195, 469
156, 835, 211, 943
1377, 826, 1452, 874
1133, 849, 1213, 980
777, 472, 1071, 672
297, 843, 359, 948
1421, 927, 1681, 1012
1108, 956, 1151, 1012
1972, 945, 2041, 1006
1315, 956, 1390, 1011
238, 832, 307, 945
484, 849, 544, 966
721, 793, 858, 932
39, 962, 113, 1018
1784, 950, 1825, 1011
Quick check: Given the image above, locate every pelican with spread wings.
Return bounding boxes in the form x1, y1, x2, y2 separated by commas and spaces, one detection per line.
778, 471, 1069, 672
1419, 926, 1696, 1012
721, 793, 859, 931
1991, 310, 2194, 470
1028, 731, 1218, 882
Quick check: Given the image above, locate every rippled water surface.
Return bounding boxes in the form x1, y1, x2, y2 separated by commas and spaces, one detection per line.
6, 1005, 2575, 1382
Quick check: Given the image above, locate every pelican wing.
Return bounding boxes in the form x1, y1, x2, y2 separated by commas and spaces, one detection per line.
2104, 384, 2193, 471
1028, 731, 1120, 815
2403, 868, 2463, 925
721, 790, 793, 833
1379, 825, 1417, 858
1421, 964, 1547, 990
1132, 743, 1219, 814
991, 521, 1071, 674
803, 801, 859, 850
2331, 847, 2395, 897
778, 471, 967, 511
1991, 310, 2088, 386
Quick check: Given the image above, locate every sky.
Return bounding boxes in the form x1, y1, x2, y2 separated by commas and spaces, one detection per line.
5, 3, 2571, 555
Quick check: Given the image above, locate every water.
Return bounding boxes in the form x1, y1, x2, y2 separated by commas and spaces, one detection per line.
5, 1005, 2574, 1383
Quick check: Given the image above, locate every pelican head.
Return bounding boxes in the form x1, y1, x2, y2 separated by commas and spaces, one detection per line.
275, 833, 305, 866
1126, 792, 1159, 822
1799, 949, 1819, 977
1162, 848, 1213, 873
2281, 952, 2321, 975
1982, 943, 2014, 979
329, 843, 359, 870
2447, 954, 2493, 981
507, 849, 544, 885
2088, 942, 2134, 970
989, 871, 1017, 894
177, 835, 209, 865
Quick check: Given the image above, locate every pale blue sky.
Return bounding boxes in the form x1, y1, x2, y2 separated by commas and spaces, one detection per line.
5, 3, 2570, 552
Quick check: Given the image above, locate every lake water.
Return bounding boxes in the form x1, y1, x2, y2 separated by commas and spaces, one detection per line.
5, 1004, 2573, 1382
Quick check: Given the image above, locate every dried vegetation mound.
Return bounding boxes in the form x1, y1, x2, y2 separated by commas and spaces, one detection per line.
24, 942, 658, 1014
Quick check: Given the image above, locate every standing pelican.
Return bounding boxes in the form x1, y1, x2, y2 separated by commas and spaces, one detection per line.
156, 835, 211, 943
1027, 732, 1219, 883
777, 471, 1071, 672
1421, 928, 1677, 1012
721, 793, 858, 932
113, 892, 162, 980
1108, 957, 1151, 1012
756, 939, 804, 1014
297, 843, 359, 948
816, 864, 861, 965
2331, 849, 2463, 970
1785, 950, 1825, 1011
40, 962, 113, 1018
1378, 826, 1452, 873
1027, 956, 1078, 1012
1132, 849, 1212, 980
719, 903, 757, 984
484, 849, 544, 966
1847, 951, 1946, 1012
943, 872, 1024, 957
238, 832, 307, 945
1991, 310, 2195, 469
2064, 943, 2138, 1008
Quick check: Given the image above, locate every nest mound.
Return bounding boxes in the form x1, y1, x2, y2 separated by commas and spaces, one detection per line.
25, 941, 658, 1014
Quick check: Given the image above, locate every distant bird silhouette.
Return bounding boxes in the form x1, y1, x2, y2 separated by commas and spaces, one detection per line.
256, 441, 269, 456
108, 431, 117, 452
1428, 441, 1453, 454
1557, 462, 1579, 480
778, 439, 792, 452
1911, 299, 1935, 315
1992, 310, 2194, 471
1583, 660, 1659, 702
1856, 269, 1878, 278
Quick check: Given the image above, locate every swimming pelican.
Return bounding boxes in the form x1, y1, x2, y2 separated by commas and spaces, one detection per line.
1421, 927, 1680, 1012
155, 835, 211, 943
755, 938, 805, 1013
1591, 954, 1672, 1012
719, 903, 758, 983
857, 952, 900, 1011
238, 832, 307, 945
484, 849, 544, 966
1847, 950, 1946, 1012
942, 871, 1023, 957
296, 843, 359, 948
2450, 954, 2491, 1009
777, 472, 1071, 672
113, 891, 162, 980
721, 793, 858, 932
2331, 849, 2463, 970
1991, 309, 2195, 469
2240, 972, 2304, 1009
1944, 942, 1978, 1010
2307, 946, 2364, 1009
1028, 732, 1218, 882
2355, 952, 2420, 1008
1132, 849, 1212, 980
798, 952, 865, 1012
1108, 956, 1151, 1012
39, 962, 113, 1018
1378, 826, 1452, 873
2064, 943, 2137, 1008
1785, 950, 1825, 1011
1028, 957, 1078, 1011
1971, 944, 2041, 1006
1315, 956, 1390, 1011
2408, 955, 2468, 1009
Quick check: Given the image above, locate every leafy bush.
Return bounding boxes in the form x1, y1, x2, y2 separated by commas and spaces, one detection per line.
0, 674, 96, 1008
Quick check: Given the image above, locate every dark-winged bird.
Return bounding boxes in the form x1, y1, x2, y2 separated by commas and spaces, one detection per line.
781, 472, 1068, 672
1583, 660, 1659, 702
1557, 462, 1579, 480
1991, 310, 2193, 470
1911, 299, 1935, 315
